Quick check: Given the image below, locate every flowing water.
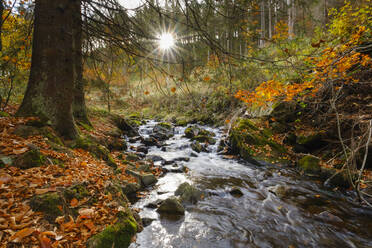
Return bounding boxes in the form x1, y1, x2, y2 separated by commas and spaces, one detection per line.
128, 121, 372, 248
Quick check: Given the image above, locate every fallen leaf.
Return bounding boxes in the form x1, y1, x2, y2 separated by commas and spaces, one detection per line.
9, 227, 35, 242
12, 147, 29, 155
70, 198, 78, 207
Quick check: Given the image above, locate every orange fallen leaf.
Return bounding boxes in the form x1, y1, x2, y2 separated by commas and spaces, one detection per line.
9, 227, 35, 242
70, 198, 78, 207
314, 194, 321, 198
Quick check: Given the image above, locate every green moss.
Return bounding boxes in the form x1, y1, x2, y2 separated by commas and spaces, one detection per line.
158, 122, 172, 130
128, 112, 141, 120
175, 118, 188, 126
229, 118, 288, 165
30, 193, 63, 222
87, 215, 137, 248
14, 149, 46, 169
77, 121, 93, 131
71, 136, 118, 168
0, 111, 10, 117
298, 155, 321, 173
63, 184, 89, 201
192, 135, 216, 145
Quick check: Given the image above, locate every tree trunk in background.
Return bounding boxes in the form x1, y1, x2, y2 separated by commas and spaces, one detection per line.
259, 0, 265, 47
268, 0, 272, 39
17, 0, 78, 139
0, 0, 4, 51
287, 0, 294, 39
72, 0, 91, 126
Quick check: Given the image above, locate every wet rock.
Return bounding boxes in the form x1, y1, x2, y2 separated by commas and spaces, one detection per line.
172, 157, 190, 162
142, 137, 159, 146
157, 197, 185, 215
270, 102, 297, 123
146, 155, 165, 162
142, 217, 156, 227
141, 174, 157, 187
283, 133, 297, 146
30, 192, 63, 222
190, 152, 198, 157
298, 155, 321, 174
128, 136, 142, 143
161, 147, 167, 152
270, 122, 288, 134
136, 145, 149, 154
175, 182, 203, 204
162, 164, 185, 173
229, 187, 244, 197
145, 199, 163, 209
122, 182, 141, 196
315, 211, 343, 223
268, 185, 289, 198
191, 141, 208, 153
14, 149, 46, 169
152, 122, 174, 141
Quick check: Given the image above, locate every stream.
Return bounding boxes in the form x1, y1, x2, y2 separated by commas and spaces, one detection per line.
128, 121, 372, 248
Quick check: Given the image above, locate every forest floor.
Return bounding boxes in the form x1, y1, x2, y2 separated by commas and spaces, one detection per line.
0, 104, 159, 247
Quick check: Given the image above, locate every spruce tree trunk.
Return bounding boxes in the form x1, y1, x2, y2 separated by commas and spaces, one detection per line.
17, 0, 78, 139
0, 0, 4, 51
72, 0, 91, 126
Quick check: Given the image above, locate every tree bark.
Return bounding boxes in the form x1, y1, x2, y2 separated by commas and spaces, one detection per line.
0, 0, 4, 51
72, 0, 91, 126
259, 0, 265, 47
17, 0, 78, 139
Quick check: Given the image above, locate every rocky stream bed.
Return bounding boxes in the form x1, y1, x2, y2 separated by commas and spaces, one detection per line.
125, 120, 372, 248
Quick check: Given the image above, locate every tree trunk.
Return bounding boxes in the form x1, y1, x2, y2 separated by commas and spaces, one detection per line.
288, 0, 294, 39
17, 0, 78, 139
268, 0, 272, 39
259, 0, 265, 47
72, 0, 91, 126
0, 0, 4, 51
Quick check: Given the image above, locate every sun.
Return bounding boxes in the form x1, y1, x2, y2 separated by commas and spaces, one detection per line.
158, 33, 175, 50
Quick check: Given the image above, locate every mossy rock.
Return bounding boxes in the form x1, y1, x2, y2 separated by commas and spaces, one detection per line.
14, 149, 46, 169
157, 197, 185, 215
108, 138, 127, 151
191, 141, 207, 153
125, 153, 140, 162
229, 118, 288, 165
175, 182, 202, 204
157, 122, 173, 130
185, 126, 215, 139
105, 182, 129, 207
71, 136, 117, 168
87, 213, 137, 248
29, 192, 63, 222
192, 135, 216, 145
175, 118, 188, 126
296, 133, 325, 151
298, 155, 321, 173
63, 184, 90, 201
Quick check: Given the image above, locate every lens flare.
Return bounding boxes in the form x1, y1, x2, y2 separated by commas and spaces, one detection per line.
158, 33, 175, 50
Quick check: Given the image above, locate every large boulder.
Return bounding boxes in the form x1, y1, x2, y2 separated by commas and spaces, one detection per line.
157, 197, 185, 215
184, 125, 215, 139
175, 182, 202, 204
191, 141, 208, 153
